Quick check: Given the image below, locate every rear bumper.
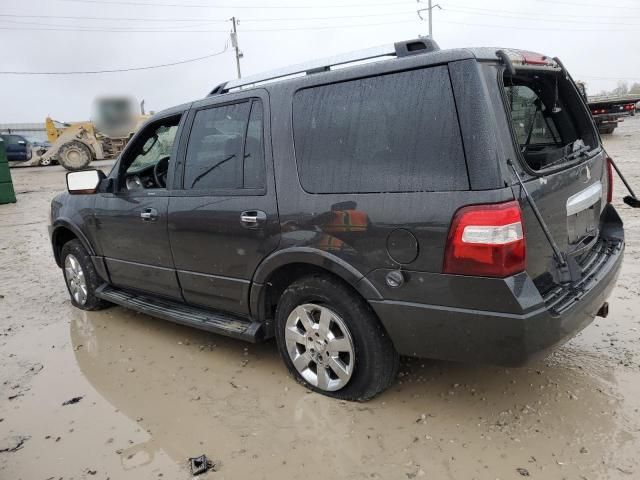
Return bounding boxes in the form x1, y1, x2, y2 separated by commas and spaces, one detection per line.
593, 114, 620, 125
370, 240, 624, 366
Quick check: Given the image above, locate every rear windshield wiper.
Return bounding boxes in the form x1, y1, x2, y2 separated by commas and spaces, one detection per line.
565, 142, 591, 161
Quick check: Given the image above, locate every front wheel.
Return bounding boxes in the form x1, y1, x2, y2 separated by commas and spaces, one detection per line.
57, 141, 92, 171
60, 239, 110, 311
275, 274, 398, 401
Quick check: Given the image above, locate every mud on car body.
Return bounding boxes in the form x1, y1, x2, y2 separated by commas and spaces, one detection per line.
49, 39, 637, 400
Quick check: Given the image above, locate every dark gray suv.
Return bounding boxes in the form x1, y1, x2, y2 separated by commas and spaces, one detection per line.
50, 39, 632, 400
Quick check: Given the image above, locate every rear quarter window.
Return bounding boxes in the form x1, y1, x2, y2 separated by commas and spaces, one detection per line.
292, 66, 468, 194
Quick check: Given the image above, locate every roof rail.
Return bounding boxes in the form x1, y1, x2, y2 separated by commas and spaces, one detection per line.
208, 37, 439, 96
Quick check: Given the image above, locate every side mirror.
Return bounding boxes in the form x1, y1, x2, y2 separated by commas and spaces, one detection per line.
66, 169, 106, 195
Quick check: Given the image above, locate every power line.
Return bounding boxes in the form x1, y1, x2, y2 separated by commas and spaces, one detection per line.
0, 18, 418, 33
442, 4, 640, 20
0, 44, 228, 75
61, 0, 411, 8
443, 6, 640, 26
530, 0, 640, 10
1, 16, 634, 33
0, 11, 417, 23
437, 18, 637, 32
0, 18, 217, 30
579, 75, 640, 81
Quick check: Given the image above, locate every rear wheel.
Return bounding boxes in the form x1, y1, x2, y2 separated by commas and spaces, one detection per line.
275, 274, 398, 401
57, 141, 92, 171
60, 239, 110, 311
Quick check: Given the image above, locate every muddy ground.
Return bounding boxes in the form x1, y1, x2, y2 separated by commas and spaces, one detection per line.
1, 118, 639, 480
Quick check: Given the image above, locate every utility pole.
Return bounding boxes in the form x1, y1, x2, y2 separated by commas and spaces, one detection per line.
417, 0, 441, 38
230, 16, 242, 79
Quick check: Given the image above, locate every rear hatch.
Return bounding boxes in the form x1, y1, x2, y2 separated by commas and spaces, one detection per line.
496, 51, 619, 304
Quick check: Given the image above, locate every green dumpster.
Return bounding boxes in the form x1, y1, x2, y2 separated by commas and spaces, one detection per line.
0, 138, 17, 204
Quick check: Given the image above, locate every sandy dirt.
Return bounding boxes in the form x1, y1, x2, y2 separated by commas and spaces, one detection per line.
1, 120, 639, 480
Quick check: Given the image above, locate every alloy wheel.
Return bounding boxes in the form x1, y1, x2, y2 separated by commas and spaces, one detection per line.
284, 303, 355, 392
64, 254, 88, 305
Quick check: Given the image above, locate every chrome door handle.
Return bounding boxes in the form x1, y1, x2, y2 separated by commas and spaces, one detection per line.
140, 208, 158, 221
240, 210, 267, 227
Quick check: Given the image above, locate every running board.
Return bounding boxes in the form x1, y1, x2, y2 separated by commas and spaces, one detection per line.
95, 284, 265, 343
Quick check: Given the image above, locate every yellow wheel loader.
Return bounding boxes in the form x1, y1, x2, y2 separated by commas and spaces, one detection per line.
42, 97, 149, 171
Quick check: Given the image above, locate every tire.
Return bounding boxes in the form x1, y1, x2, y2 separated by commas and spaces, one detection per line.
599, 126, 615, 135
60, 239, 110, 311
275, 274, 399, 401
57, 141, 92, 171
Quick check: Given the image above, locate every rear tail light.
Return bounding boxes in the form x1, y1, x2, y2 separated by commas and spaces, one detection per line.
443, 201, 526, 278
606, 156, 614, 203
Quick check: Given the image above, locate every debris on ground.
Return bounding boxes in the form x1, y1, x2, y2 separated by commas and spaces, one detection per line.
188, 454, 219, 475
0, 435, 30, 453
62, 396, 84, 406
516, 467, 530, 476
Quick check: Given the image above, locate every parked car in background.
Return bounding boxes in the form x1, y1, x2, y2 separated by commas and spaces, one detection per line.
0, 134, 32, 162
50, 39, 633, 401
26, 136, 52, 150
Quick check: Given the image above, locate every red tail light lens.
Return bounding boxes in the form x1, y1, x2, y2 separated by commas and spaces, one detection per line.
606, 156, 614, 203
443, 201, 526, 278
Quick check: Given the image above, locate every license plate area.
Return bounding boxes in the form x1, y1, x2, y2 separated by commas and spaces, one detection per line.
568, 204, 599, 244
566, 182, 602, 245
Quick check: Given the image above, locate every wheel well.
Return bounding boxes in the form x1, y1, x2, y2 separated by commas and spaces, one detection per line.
260, 263, 367, 326
52, 227, 77, 267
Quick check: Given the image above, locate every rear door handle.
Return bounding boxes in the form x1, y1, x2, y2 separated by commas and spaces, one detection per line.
240, 210, 267, 227
140, 207, 158, 221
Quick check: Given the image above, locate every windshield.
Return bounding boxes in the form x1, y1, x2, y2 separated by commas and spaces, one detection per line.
503, 70, 598, 172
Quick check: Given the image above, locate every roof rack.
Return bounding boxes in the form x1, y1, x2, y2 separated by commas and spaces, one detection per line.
209, 37, 439, 96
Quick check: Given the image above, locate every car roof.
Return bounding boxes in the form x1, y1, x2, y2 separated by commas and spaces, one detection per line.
154, 43, 532, 120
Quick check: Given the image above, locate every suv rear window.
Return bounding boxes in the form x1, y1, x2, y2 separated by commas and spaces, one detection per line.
503, 70, 598, 172
292, 66, 468, 193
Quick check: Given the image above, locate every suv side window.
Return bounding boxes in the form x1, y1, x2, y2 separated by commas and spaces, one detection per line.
118, 115, 181, 191
183, 100, 265, 191
292, 66, 468, 194
127, 124, 179, 174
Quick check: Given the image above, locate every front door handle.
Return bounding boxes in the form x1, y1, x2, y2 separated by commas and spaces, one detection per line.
140, 207, 158, 221
240, 210, 267, 227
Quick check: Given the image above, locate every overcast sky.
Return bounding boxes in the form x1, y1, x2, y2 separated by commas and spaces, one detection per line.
1, 0, 639, 123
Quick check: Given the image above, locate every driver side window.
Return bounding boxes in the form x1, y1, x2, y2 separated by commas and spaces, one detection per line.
119, 115, 181, 191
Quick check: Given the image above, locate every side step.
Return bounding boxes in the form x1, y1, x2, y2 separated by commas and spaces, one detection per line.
95, 284, 265, 343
